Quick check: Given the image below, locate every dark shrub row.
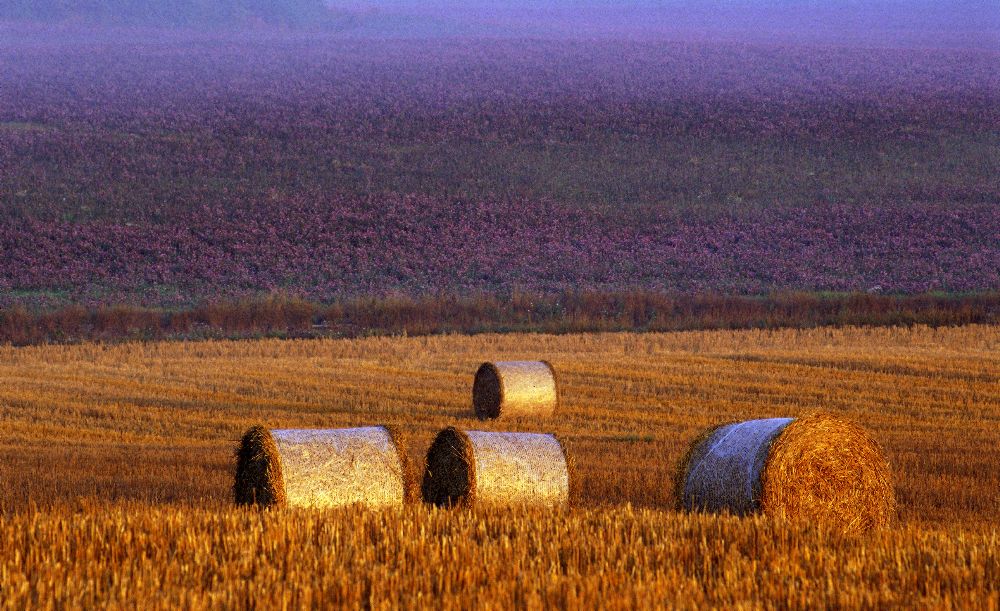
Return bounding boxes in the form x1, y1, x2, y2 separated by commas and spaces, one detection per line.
1, 291, 996, 346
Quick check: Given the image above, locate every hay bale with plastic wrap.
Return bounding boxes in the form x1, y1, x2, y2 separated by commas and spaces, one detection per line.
422, 427, 570, 508
234, 425, 414, 509
676, 413, 896, 532
473, 361, 558, 419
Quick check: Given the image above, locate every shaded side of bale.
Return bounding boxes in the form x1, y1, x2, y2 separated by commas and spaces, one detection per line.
473, 360, 558, 420
472, 362, 503, 420
762, 413, 897, 532
672, 424, 720, 511
678, 417, 794, 515
421, 427, 475, 507
234, 425, 287, 508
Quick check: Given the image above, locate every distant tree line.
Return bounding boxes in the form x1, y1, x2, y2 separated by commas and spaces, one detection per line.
0, 0, 334, 27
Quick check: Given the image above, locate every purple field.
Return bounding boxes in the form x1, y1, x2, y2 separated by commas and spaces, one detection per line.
1, 198, 997, 308
1, 29, 998, 308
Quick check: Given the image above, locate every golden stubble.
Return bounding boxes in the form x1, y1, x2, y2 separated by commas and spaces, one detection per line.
0, 325, 997, 607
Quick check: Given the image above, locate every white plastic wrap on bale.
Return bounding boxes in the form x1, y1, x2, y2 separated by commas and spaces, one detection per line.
682, 417, 794, 515
466, 431, 569, 507
474, 361, 558, 419
271, 427, 405, 509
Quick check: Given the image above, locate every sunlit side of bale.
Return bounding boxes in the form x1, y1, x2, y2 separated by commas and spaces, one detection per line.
234, 425, 413, 509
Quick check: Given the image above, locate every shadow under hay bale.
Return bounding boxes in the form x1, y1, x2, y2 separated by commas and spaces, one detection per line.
422, 427, 570, 508
234, 425, 414, 509
473, 361, 558, 420
676, 413, 896, 532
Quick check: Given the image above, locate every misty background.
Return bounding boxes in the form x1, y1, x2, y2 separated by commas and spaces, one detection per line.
1, 1, 997, 48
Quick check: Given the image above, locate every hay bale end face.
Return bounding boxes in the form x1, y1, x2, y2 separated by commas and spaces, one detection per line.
422, 427, 569, 508
473, 361, 558, 420
234, 425, 287, 507
234, 425, 413, 509
677, 414, 896, 532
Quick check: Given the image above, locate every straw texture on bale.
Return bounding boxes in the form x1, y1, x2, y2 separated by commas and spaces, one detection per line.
676, 413, 896, 532
422, 427, 569, 508
234, 425, 413, 509
473, 361, 558, 419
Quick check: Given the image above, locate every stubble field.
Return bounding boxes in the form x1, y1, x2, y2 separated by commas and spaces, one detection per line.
0, 325, 998, 607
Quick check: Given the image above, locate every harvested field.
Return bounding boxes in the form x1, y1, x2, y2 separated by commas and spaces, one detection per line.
0, 325, 998, 606
1, 505, 997, 609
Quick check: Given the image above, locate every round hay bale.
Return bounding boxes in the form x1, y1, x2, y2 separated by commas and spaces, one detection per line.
676, 413, 896, 532
234, 425, 414, 509
422, 427, 570, 508
473, 361, 558, 420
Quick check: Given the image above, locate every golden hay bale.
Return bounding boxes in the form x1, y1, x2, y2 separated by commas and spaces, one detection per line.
676, 413, 896, 532
422, 427, 570, 508
234, 425, 414, 509
473, 361, 558, 420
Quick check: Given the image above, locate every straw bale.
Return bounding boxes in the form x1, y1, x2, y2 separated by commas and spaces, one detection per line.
234, 425, 413, 509
677, 413, 896, 532
422, 427, 569, 507
473, 361, 558, 419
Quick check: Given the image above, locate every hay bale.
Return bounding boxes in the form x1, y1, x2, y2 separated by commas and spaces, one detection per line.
422, 427, 569, 508
676, 413, 896, 532
234, 425, 413, 509
473, 361, 558, 419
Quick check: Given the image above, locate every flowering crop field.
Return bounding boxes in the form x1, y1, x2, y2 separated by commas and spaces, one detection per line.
1, 31, 998, 308
0, 326, 997, 606
1, 197, 996, 308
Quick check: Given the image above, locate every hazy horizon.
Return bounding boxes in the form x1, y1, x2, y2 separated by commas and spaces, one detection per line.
1, 1, 997, 49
